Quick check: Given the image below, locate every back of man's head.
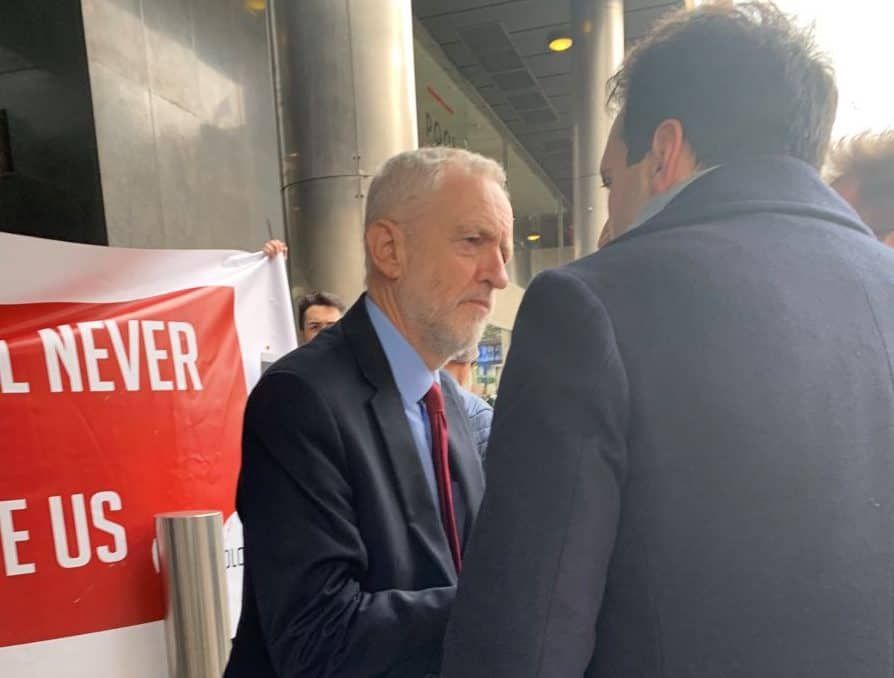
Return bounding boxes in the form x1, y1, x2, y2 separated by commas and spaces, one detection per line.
608, 1, 837, 169
826, 130, 894, 243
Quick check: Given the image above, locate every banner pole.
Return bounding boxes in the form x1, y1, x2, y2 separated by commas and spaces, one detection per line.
155, 511, 231, 678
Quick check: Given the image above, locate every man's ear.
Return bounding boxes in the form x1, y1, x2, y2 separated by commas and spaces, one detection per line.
649, 118, 698, 194
365, 219, 405, 281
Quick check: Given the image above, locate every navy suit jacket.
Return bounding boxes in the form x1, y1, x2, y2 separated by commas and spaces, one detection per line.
443, 156, 894, 678
225, 297, 484, 678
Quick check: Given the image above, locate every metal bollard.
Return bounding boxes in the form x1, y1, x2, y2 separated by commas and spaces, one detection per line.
156, 510, 231, 678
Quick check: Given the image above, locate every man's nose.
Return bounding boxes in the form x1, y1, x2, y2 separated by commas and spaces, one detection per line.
482, 247, 510, 290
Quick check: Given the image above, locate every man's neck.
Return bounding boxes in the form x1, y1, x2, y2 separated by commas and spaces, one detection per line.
366, 285, 444, 371
628, 166, 717, 234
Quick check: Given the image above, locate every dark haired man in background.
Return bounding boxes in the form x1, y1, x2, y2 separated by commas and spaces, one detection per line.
297, 290, 346, 344
443, 3, 894, 677
261, 240, 346, 345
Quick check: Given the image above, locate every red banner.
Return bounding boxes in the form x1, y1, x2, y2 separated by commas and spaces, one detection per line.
0, 286, 246, 646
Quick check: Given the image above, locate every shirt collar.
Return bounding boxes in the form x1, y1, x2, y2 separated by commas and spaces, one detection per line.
365, 295, 439, 407
628, 166, 718, 232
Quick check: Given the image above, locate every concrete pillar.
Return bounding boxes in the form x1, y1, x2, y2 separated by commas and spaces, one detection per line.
269, 0, 418, 306
571, 0, 624, 258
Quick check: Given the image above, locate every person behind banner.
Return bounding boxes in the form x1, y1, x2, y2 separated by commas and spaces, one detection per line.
225, 146, 513, 678
442, 3, 894, 678
262, 240, 346, 345
297, 290, 346, 345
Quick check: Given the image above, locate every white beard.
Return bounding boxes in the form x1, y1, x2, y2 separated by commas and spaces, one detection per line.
397, 285, 486, 366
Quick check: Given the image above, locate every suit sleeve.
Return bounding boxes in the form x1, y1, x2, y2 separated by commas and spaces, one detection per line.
238, 371, 454, 678
441, 268, 630, 678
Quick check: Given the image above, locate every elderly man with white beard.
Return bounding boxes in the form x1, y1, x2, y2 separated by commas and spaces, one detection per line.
225, 146, 513, 678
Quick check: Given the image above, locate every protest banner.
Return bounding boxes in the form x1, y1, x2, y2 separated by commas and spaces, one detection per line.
0, 233, 297, 677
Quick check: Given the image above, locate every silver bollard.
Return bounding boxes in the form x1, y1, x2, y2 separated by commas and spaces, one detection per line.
156, 510, 231, 678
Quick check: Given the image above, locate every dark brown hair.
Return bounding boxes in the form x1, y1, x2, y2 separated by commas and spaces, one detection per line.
297, 291, 346, 330
608, 1, 837, 169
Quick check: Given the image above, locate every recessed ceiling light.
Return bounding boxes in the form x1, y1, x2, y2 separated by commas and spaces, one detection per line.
548, 32, 574, 52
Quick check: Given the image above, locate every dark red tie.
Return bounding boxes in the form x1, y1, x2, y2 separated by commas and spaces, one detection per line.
423, 383, 462, 573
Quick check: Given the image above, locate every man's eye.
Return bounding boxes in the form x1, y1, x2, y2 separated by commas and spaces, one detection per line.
464, 236, 481, 244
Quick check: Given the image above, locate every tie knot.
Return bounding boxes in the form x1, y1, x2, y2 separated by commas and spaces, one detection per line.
423, 382, 445, 415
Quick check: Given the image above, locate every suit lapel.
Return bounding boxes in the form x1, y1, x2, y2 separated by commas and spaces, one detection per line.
343, 297, 456, 583
442, 376, 485, 548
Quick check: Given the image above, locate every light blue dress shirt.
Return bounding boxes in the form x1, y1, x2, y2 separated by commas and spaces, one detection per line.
365, 296, 440, 500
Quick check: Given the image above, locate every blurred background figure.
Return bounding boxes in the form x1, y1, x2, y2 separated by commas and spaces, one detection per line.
444, 346, 493, 460
443, 345, 479, 391
826, 130, 894, 246
297, 290, 345, 344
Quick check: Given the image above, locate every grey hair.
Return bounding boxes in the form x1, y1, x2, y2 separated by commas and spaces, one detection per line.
364, 146, 509, 229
